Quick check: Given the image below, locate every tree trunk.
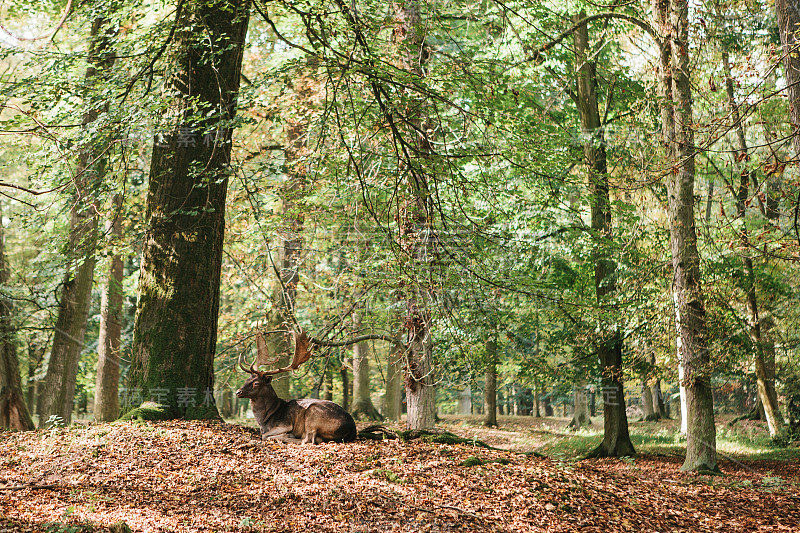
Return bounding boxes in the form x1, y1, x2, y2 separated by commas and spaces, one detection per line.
392, 0, 437, 431
652, 379, 668, 418
38, 15, 117, 427
572, 12, 634, 457
128, 0, 250, 418
714, 14, 784, 436
776, 0, 800, 156
533, 381, 541, 417
383, 328, 404, 421
654, 0, 717, 471
25, 340, 45, 418
351, 310, 381, 420
94, 196, 124, 422
323, 371, 333, 401
0, 210, 34, 431
264, 102, 308, 400
457, 384, 472, 415
641, 380, 658, 421
340, 362, 351, 412
484, 342, 498, 427
569, 378, 591, 428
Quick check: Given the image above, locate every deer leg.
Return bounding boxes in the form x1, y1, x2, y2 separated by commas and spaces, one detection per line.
302, 429, 318, 444
263, 433, 302, 444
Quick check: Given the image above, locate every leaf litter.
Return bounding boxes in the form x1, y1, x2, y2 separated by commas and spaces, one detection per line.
0, 420, 798, 532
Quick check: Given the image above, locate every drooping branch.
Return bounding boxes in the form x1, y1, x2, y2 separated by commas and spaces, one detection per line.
524, 12, 662, 65
0, 0, 72, 43
310, 333, 404, 350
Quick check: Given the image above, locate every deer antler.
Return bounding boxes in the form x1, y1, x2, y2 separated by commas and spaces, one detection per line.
239, 327, 313, 376
256, 327, 312, 376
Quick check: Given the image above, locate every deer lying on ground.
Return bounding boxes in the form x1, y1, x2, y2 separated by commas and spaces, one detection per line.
236, 327, 357, 444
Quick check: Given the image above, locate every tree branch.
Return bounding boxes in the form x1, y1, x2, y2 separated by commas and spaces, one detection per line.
525, 12, 662, 64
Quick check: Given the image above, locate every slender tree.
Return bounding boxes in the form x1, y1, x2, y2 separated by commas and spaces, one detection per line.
484, 338, 498, 427
391, 0, 437, 430
572, 12, 634, 456
653, 0, 717, 471
38, 13, 117, 427
351, 308, 381, 419
128, 0, 251, 417
94, 196, 124, 422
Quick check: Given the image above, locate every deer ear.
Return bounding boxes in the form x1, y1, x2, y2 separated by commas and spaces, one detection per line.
262, 375, 273, 384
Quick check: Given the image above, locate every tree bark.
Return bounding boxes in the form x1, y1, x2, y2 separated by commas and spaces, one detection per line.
128, 0, 250, 418
569, 378, 591, 428
264, 103, 308, 400
484, 340, 498, 427
94, 196, 124, 422
654, 0, 717, 471
393, 0, 437, 431
713, 11, 785, 435
776, 0, 800, 156
457, 384, 473, 415
340, 361, 351, 412
383, 326, 404, 421
351, 309, 381, 420
652, 379, 668, 418
0, 208, 34, 431
38, 14, 117, 427
641, 379, 658, 421
572, 12, 634, 457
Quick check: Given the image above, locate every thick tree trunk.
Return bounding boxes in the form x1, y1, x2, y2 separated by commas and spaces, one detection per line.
94, 197, 124, 422
484, 341, 498, 427
572, 12, 634, 457
38, 15, 117, 427
129, 0, 250, 418
654, 0, 717, 471
0, 211, 34, 431
351, 310, 381, 420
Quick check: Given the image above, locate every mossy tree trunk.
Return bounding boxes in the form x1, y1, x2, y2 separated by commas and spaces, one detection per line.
38, 14, 117, 428
572, 12, 634, 457
128, 0, 250, 418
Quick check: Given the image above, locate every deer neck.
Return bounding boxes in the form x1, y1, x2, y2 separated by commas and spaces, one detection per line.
251, 394, 286, 428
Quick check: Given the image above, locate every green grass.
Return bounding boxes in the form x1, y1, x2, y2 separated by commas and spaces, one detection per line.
535, 420, 800, 462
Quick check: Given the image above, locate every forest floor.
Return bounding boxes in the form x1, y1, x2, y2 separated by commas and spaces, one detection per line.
1, 415, 799, 532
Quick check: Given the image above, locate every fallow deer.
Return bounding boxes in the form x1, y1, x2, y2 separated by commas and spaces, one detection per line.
236, 327, 357, 444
